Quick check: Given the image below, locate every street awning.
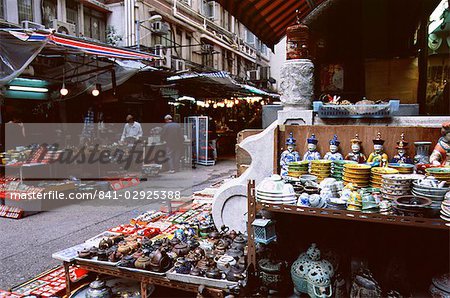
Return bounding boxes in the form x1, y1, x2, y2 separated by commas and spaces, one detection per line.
167, 71, 279, 99
0, 29, 158, 86
214, 0, 326, 49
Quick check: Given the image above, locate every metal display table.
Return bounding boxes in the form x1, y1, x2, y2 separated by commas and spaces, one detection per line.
63, 259, 226, 297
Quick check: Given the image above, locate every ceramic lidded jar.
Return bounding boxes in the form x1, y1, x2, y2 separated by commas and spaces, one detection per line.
258, 258, 288, 291
291, 243, 334, 298
86, 279, 112, 298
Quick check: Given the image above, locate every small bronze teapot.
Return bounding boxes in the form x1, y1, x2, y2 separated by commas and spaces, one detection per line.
135, 255, 152, 270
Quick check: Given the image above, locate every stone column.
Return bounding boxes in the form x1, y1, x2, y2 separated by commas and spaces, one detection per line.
278, 59, 315, 125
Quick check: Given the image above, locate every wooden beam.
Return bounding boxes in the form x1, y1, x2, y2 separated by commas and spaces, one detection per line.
417, 6, 429, 114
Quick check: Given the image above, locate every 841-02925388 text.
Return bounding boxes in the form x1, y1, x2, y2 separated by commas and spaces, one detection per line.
97, 190, 181, 200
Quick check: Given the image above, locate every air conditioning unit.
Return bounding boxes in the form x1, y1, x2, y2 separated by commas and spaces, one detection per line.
246, 70, 260, 81
153, 45, 172, 69
201, 44, 213, 53
151, 21, 169, 35
52, 19, 76, 36
174, 59, 186, 71
180, 0, 191, 5
21, 21, 45, 30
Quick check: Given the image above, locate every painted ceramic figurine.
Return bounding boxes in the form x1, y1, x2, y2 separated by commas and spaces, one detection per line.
367, 132, 389, 167
303, 134, 321, 161
280, 132, 301, 176
324, 135, 344, 161
345, 134, 366, 163
430, 122, 450, 166
391, 133, 413, 164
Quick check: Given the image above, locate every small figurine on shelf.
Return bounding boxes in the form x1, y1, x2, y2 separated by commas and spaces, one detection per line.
324, 135, 344, 161
303, 134, 321, 161
391, 133, 413, 164
345, 183, 362, 211
430, 122, 450, 166
345, 134, 366, 163
280, 132, 301, 176
367, 132, 389, 167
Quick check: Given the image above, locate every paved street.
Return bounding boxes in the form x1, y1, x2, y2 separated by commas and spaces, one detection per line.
0, 159, 236, 290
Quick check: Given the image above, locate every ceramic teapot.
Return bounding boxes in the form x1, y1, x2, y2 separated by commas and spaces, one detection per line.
117, 242, 132, 255
214, 255, 237, 272
135, 255, 152, 270
291, 243, 334, 298
99, 238, 114, 250
149, 249, 171, 272
172, 242, 190, 257
78, 248, 91, 259
174, 257, 192, 274
97, 249, 108, 261
86, 279, 112, 298
226, 265, 246, 282
231, 235, 246, 251
205, 267, 223, 279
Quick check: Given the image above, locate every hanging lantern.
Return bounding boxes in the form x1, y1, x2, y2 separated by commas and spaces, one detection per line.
286, 10, 310, 60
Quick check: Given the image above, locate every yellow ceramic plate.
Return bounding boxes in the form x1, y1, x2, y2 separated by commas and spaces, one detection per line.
343, 177, 370, 184
343, 168, 371, 175
343, 170, 371, 177
344, 163, 372, 170
371, 167, 399, 175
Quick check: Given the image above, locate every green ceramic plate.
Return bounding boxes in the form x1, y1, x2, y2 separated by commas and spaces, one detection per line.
426, 168, 450, 174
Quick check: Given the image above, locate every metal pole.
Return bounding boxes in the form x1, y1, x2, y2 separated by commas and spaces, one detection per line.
136, 20, 140, 50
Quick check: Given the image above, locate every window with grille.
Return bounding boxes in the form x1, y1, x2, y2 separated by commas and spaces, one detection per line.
18, 0, 33, 23
83, 8, 106, 42
66, 0, 78, 26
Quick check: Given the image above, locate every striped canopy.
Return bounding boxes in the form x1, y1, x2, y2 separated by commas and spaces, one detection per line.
215, 0, 326, 48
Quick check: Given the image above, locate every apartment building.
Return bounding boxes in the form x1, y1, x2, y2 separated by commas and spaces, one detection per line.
0, 0, 273, 88
108, 0, 272, 86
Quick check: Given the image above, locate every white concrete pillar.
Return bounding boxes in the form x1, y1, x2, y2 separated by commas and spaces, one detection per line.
58, 0, 66, 22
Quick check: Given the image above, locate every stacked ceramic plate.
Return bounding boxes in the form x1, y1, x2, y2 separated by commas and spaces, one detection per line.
388, 163, 414, 174
256, 174, 297, 205
309, 160, 332, 182
331, 160, 357, 180
430, 273, 450, 297
381, 174, 415, 201
287, 161, 309, 178
425, 167, 450, 184
412, 181, 450, 214
371, 167, 398, 188
343, 163, 371, 188
441, 199, 450, 224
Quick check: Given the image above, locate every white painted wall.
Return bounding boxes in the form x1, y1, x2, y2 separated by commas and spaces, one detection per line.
269, 36, 286, 92
107, 2, 126, 47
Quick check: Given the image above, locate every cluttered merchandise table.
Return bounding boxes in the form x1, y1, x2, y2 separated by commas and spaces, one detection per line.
52, 186, 248, 298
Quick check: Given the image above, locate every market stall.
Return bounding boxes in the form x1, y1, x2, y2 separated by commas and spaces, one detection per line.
46, 185, 248, 298
241, 123, 449, 296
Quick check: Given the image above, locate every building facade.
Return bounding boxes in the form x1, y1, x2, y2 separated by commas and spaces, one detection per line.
0, 0, 273, 89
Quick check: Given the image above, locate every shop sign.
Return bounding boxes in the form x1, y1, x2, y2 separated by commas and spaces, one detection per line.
160, 88, 178, 97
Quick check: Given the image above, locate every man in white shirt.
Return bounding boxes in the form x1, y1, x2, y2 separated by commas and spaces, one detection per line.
120, 115, 143, 144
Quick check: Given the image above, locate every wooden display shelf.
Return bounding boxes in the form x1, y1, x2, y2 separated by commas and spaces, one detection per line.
256, 202, 449, 230
64, 260, 226, 298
